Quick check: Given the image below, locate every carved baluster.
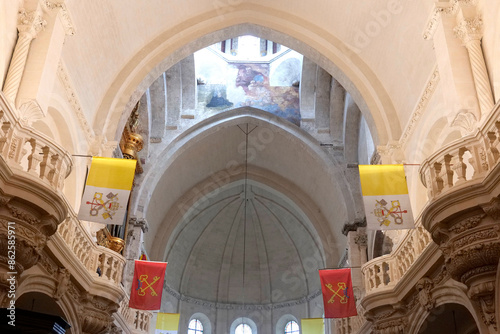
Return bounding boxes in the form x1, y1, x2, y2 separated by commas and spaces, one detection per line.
439, 154, 454, 192
452, 148, 468, 185
432, 162, 444, 195
486, 131, 500, 163
0, 118, 13, 157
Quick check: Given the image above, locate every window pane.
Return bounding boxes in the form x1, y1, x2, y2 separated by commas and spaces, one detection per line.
285, 320, 299, 334
235, 323, 252, 334
188, 319, 203, 333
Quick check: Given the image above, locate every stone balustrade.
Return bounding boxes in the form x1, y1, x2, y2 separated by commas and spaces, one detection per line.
117, 294, 152, 333
57, 213, 126, 285
419, 101, 500, 200
0, 93, 73, 192
362, 221, 432, 294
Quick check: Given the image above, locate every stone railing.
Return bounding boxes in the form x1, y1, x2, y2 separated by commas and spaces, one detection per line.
419, 102, 500, 201
116, 293, 152, 333
57, 213, 126, 285
362, 221, 432, 294
0, 93, 73, 192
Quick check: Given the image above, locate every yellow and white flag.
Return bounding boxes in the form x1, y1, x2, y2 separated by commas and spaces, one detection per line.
155, 313, 180, 334
301, 318, 324, 334
359, 164, 414, 230
77, 157, 136, 224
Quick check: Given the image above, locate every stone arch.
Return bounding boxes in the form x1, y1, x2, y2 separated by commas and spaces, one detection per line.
96, 10, 401, 146
138, 108, 356, 268
407, 281, 482, 334
16, 275, 80, 333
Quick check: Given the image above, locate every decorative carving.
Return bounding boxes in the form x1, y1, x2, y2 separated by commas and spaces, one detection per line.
56, 62, 94, 142
448, 214, 484, 233
453, 229, 498, 250
451, 110, 477, 134
342, 217, 366, 236
18, 9, 46, 37
467, 280, 497, 330
354, 231, 368, 247
416, 277, 435, 311
129, 216, 149, 233
372, 317, 407, 334
17, 100, 45, 126
400, 68, 440, 148
454, 17, 483, 45
54, 268, 70, 300
40, 0, 76, 35
6, 203, 40, 225
481, 197, 500, 220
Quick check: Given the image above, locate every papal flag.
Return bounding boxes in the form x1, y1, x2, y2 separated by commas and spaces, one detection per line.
129, 260, 167, 310
358, 164, 414, 230
301, 318, 324, 334
319, 269, 357, 318
77, 157, 136, 224
155, 313, 180, 334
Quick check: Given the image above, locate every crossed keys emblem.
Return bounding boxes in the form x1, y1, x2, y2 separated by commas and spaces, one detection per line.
325, 282, 349, 304
373, 199, 407, 227
136, 275, 160, 296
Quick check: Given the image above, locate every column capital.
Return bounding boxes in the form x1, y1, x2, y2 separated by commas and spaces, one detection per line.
17, 8, 46, 39
454, 17, 483, 46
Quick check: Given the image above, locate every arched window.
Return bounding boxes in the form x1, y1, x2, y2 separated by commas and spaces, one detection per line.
235, 323, 252, 334
284, 320, 299, 334
188, 319, 204, 334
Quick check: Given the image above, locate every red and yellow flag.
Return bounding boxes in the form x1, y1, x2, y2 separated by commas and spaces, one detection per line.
319, 269, 357, 318
129, 260, 167, 310
78, 157, 136, 224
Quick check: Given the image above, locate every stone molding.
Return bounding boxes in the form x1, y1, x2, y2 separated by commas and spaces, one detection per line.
40, 0, 76, 36
56, 62, 95, 143
164, 283, 322, 310
400, 68, 440, 148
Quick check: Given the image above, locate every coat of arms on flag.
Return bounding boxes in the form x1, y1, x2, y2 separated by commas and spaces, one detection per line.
155, 313, 180, 334
77, 157, 136, 224
129, 260, 167, 310
319, 269, 357, 318
358, 164, 414, 230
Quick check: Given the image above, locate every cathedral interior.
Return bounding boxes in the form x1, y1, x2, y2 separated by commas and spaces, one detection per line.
1, 1, 500, 333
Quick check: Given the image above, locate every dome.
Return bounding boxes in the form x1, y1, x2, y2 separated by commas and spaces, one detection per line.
163, 181, 325, 306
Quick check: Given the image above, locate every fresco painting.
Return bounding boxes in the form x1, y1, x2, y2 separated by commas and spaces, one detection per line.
199, 62, 301, 126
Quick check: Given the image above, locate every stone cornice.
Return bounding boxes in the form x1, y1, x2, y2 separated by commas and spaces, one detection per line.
39, 0, 76, 36
400, 67, 440, 148
164, 283, 322, 310
57, 61, 94, 143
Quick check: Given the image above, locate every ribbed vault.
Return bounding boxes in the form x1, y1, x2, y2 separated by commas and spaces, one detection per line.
164, 181, 324, 305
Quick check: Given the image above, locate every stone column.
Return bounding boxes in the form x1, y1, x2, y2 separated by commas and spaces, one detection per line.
343, 94, 361, 164
166, 62, 182, 128
122, 217, 149, 293
149, 73, 167, 142
180, 54, 196, 111
342, 218, 367, 297
299, 57, 316, 120
454, 16, 494, 118
425, 1, 480, 133
2, 8, 46, 105
329, 79, 345, 145
314, 66, 331, 133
